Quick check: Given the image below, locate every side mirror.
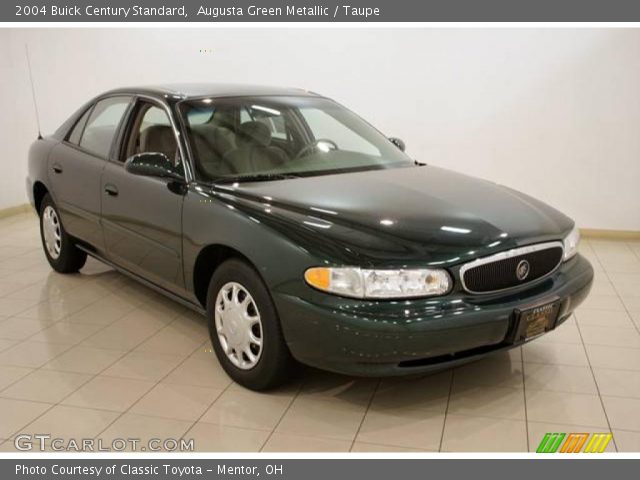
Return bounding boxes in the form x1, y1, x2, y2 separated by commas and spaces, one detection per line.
389, 137, 406, 152
124, 152, 182, 181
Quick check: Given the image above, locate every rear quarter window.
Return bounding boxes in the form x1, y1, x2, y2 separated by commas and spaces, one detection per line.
67, 107, 92, 145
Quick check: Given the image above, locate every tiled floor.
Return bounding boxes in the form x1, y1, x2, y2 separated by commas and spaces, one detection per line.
1, 211, 639, 452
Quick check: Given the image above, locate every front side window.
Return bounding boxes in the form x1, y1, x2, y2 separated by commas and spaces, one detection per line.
299, 108, 380, 156
79, 97, 130, 158
180, 96, 412, 181
122, 100, 183, 176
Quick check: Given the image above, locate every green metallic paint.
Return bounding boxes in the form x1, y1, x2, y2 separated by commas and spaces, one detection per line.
27, 85, 594, 377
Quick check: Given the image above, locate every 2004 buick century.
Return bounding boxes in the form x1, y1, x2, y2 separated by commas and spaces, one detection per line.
27, 84, 593, 390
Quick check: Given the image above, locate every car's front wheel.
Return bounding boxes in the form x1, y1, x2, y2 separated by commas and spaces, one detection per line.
39, 194, 87, 273
206, 259, 294, 390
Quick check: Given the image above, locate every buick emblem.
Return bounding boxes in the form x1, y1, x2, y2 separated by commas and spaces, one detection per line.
516, 260, 530, 281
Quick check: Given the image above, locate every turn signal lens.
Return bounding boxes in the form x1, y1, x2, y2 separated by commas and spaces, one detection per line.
304, 267, 364, 298
304, 267, 331, 290
304, 267, 451, 299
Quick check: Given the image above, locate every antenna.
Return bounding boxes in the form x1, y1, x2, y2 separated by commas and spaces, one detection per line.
25, 44, 42, 140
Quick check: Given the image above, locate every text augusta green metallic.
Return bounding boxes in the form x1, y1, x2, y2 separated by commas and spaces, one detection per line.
26, 84, 593, 390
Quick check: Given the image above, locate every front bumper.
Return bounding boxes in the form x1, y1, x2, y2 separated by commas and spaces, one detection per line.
25, 177, 36, 209
274, 254, 594, 376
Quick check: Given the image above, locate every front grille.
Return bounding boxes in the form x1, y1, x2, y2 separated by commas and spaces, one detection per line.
460, 242, 564, 294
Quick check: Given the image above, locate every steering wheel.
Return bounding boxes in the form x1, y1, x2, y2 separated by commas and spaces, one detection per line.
294, 139, 339, 161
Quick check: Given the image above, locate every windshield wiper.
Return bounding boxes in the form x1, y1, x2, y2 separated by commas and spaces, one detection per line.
213, 173, 300, 184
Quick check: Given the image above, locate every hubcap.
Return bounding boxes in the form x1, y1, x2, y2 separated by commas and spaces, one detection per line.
214, 282, 263, 370
42, 206, 62, 260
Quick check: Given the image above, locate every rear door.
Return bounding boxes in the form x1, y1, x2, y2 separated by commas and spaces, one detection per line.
48, 96, 132, 253
100, 97, 187, 293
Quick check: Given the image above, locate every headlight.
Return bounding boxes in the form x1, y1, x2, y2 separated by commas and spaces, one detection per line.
304, 267, 452, 299
563, 226, 580, 261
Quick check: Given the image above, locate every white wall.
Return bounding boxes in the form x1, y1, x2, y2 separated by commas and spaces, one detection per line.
2, 28, 639, 230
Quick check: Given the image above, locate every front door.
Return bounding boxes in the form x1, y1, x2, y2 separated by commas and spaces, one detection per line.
100, 98, 186, 293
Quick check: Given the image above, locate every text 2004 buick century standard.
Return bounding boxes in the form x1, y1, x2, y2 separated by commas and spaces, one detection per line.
26, 84, 593, 390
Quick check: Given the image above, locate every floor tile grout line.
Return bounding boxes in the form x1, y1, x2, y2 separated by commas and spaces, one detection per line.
87, 331, 208, 449
629, 240, 640, 263
437, 410, 606, 429
543, 363, 640, 375
0, 252, 49, 277
5, 390, 622, 436
20, 319, 122, 348
607, 426, 640, 434
178, 381, 232, 442
0, 274, 46, 299
0, 290, 123, 335
581, 241, 634, 453
520, 347, 531, 452
68, 286, 188, 352
346, 379, 381, 453
0, 343, 125, 399
437, 370, 454, 453
4, 361, 222, 448
0, 262, 118, 319
0, 291, 153, 445
590, 248, 640, 339
0, 339, 21, 354
573, 312, 619, 451
0, 283, 141, 393
578, 327, 618, 452
524, 418, 621, 430
0, 341, 81, 396
160, 365, 242, 451
257, 381, 305, 452
0, 400, 59, 449
0, 252, 197, 449
0, 268, 176, 445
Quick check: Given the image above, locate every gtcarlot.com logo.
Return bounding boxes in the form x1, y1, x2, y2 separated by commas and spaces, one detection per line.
536, 432, 612, 453
14, 435, 194, 452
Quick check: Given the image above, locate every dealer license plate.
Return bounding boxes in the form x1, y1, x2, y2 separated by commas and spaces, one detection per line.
515, 301, 560, 341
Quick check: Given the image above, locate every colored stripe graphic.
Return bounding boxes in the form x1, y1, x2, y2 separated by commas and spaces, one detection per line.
560, 433, 590, 453
537, 433, 613, 453
536, 433, 566, 453
584, 433, 613, 453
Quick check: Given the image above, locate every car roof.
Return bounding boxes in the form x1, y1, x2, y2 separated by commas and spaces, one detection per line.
104, 83, 321, 100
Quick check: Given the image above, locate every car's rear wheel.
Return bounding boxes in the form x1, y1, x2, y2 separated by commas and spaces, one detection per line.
206, 258, 294, 390
39, 194, 87, 273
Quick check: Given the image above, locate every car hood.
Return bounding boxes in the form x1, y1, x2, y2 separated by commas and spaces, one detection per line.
211, 165, 573, 267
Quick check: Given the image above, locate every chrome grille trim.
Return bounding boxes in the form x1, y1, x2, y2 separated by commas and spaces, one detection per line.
459, 241, 564, 294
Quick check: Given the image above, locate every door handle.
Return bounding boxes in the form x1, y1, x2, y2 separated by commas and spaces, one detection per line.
104, 184, 119, 197
52, 164, 63, 174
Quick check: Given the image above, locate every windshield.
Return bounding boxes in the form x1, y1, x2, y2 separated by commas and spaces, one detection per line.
179, 95, 413, 182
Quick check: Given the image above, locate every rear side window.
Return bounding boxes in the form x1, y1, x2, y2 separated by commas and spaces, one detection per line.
67, 107, 92, 145
78, 97, 131, 158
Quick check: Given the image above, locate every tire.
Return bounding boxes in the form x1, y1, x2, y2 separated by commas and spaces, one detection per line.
39, 194, 87, 273
206, 258, 295, 390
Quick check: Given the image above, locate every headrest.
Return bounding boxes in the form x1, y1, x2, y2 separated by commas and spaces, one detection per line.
192, 125, 236, 156
212, 108, 236, 130
238, 121, 271, 148
140, 125, 176, 158
211, 127, 236, 154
